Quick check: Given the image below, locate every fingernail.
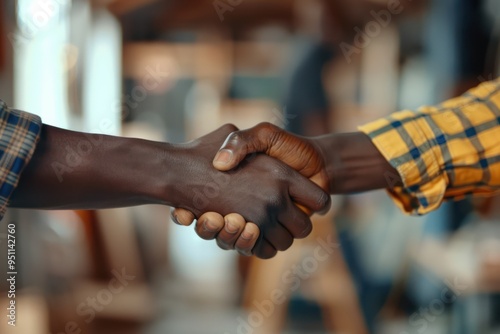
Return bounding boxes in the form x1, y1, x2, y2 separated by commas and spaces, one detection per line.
214, 149, 232, 166
203, 220, 219, 232
240, 230, 254, 240
300, 224, 313, 238
225, 221, 239, 234
171, 214, 180, 225
237, 249, 252, 257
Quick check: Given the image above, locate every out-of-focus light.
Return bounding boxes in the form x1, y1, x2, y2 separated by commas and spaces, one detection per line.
17, 0, 67, 40
82, 9, 122, 135
14, 0, 72, 128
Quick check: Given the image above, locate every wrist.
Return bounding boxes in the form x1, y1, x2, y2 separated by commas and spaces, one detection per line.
154, 143, 217, 214
312, 132, 400, 194
100, 138, 175, 207
311, 134, 338, 193
145, 142, 192, 207
155, 124, 240, 214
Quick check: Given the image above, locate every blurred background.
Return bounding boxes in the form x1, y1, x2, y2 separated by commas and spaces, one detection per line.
0, 0, 500, 333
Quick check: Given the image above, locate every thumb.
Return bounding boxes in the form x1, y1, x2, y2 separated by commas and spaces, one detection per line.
213, 123, 277, 171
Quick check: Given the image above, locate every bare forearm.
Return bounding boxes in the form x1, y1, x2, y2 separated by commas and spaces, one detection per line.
315, 132, 401, 194
10, 125, 172, 209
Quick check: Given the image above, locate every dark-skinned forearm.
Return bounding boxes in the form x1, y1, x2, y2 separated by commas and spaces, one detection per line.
9, 124, 177, 210
315, 132, 401, 194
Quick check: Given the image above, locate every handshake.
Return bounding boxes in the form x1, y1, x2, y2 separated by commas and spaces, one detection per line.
166, 122, 395, 259
9, 80, 495, 254
8, 112, 396, 259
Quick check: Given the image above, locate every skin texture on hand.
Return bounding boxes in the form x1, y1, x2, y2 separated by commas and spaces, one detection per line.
213, 123, 330, 192
10, 122, 328, 259
10, 124, 172, 210
168, 125, 331, 259
173, 122, 400, 256
172, 122, 331, 256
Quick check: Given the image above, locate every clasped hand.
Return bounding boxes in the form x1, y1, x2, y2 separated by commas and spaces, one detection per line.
170, 123, 330, 259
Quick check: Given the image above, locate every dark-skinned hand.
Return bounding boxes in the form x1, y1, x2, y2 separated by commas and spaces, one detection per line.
172, 122, 331, 257
170, 124, 330, 259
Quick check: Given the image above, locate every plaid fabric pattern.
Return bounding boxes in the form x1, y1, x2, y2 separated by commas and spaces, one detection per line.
0, 100, 42, 219
359, 78, 500, 215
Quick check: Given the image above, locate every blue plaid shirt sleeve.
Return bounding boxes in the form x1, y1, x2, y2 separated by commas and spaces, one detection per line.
0, 100, 42, 220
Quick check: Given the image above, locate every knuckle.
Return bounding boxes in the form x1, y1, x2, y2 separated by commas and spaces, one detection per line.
216, 238, 232, 250
316, 192, 331, 211
256, 122, 281, 143
170, 213, 180, 225
297, 221, 313, 239
195, 228, 213, 241
256, 122, 274, 131
261, 250, 277, 259
235, 243, 253, 256
221, 123, 238, 133
237, 249, 252, 257
257, 122, 278, 134
227, 131, 242, 145
171, 208, 193, 226
269, 162, 290, 179
264, 194, 284, 214
252, 207, 273, 223
198, 233, 215, 241
269, 192, 282, 205
225, 213, 245, 226
276, 238, 293, 251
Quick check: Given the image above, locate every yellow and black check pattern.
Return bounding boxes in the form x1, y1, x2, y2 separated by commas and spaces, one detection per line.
359, 78, 500, 215
0, 100, 42, 219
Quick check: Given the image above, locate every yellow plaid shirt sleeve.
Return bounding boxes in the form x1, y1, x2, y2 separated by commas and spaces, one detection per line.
359, 78, 500, 215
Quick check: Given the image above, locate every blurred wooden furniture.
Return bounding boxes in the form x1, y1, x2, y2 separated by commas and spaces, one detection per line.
242, 213, 368, 334
107, 0, 300, 42
68, 209, 156, 334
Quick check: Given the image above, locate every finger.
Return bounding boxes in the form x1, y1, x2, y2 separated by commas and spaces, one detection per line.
216, 213, 247, 250
278, 200, 314, 239
171, 208, 196, 226
252, 237, 278, 260
235, 223, 260, 256
262, 222, 294, 252
195, 212, 225, 240
213, 123, 280, 171
194, 123, 239, 146
288, 169, 331, 213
